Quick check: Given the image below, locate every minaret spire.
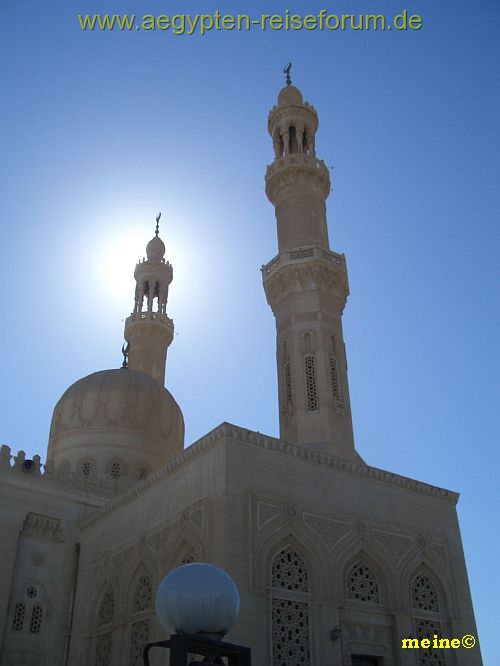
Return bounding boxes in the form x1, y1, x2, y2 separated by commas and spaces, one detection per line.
283, 62, 292, 86
123, 214, 174, 385
262, 79, 356, 460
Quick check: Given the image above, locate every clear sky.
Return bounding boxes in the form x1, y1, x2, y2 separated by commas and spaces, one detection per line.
1, 0, 498, 661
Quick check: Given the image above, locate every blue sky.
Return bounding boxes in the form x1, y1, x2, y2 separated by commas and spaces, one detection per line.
1, 0, 498, 661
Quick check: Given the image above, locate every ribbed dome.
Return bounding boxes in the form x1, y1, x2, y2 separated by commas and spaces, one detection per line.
48, 369, 184, 474
278, 85, 303, 107
146, 235, 166, 261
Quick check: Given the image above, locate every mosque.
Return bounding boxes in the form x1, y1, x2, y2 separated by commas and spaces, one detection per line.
0, 78, 481, 666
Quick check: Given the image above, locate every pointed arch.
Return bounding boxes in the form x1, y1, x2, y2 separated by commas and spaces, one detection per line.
400, 555, 452, 617
403, 561, 450, 666
171, 538, 200, 567
8, 581, 50, 637
257, 524, 328, 596
334, 537, 394, 607
96, 587, 115, 627
411, 571, 439, 613
121, 537, 159, 590
346, 560, 380, 604
130, 570, 153, 615
159, 523, 205, 574
127, 566, 154, 666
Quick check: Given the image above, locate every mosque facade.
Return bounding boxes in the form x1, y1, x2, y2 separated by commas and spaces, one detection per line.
0, 81, 481, 666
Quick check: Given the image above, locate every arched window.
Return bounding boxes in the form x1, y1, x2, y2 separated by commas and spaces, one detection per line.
329, 356, 342, 402
411, 573, 439, 612
411, 571, 445, 666
95, 588, 115, 666
97, 589, 115, 627
129, 572, 153, 666
129, 620, 150, 666
29, 605, 43, 634
106, 458, 127, 480
95, 633, 113, 666
10, 584, 46, 636
132, 574, 152, 614
180, 552, 195, 565
304, 356, 318, 412
270, 546, 311, 666
346, 562, 380, 604
79, 457, 97, 479
11, 602, 25, 632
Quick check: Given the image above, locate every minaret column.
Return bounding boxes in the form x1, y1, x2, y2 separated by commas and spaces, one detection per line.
262, 76, 356, 460
124, 215, 174, 386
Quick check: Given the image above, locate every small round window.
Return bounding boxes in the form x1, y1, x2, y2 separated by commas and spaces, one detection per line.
25, 586, 38, 599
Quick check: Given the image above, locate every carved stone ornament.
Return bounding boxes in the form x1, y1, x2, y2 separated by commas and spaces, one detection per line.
264, 261, 348, 310
22, 512, 63, 542
257, 501, 280, 530
303, 513, 350, 552
190, 506, 204, 532
372, 529, 413, 564
430, 541, 447, 563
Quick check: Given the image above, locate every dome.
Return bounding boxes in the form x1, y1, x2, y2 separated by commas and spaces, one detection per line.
48, 369, 184, 477
278, 85, 304, 107
146, 235, 165, 261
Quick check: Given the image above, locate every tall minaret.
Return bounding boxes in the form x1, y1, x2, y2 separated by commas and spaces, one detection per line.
124, 214, 174, 385
262, 72, 356, 460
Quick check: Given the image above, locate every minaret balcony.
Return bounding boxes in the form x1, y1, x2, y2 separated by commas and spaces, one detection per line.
262, 245, 346, 278
266, 153, 329, 180
265, 154, 331, 202
125, 311, 174, 328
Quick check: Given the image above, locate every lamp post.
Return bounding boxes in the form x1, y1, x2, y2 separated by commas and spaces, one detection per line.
144, 563, 251, 665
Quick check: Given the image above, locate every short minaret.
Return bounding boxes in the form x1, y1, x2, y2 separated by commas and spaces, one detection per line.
124, 214, 174, 385
262, 72, 356, 460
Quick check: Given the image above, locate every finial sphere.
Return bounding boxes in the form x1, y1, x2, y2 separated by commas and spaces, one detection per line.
155, 563, 240, 638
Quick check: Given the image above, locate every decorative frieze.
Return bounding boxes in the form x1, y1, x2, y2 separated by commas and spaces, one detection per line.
372, 529, 413, 564
302, 513, 350, 552
257, 501, 280, 530
22, 512, 63, 542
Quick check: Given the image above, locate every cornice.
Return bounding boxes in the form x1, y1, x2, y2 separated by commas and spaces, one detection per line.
79, 423, 459, 531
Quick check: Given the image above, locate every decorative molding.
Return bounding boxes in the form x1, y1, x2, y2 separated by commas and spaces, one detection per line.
344, 621, 388, 645
303, 513, 350, 552
79, 422, 459, 531
372, 530, 413, 564
257, 501, 280, 530
263, 260, 348, 312
22, 512, 63, 542
190, 506, 204, 532
430, 541, 448, 564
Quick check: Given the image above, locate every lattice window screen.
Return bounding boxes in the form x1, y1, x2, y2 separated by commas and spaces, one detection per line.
415, 619, 446, 666
29, 605, 43, 634
129, 619, 150, 666
329, 356, 342, 401
411, 573, 439, 612
132, 574, 152, 613
283, 362, 292, 410
81, 458, 96, 478
272, 599, 310, 665
11, 602, 25, 631
304, 355, 318, 411
110, 462, 121, 479
95, 632, 113, 666
346, 562, 380, 603
271, 547, 311, 666
272, 547, 309, 592
98, 590, 115, 626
